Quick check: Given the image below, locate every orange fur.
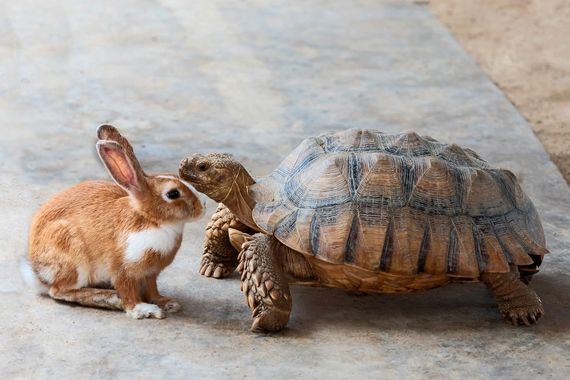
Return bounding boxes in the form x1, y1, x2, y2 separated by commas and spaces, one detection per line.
27, 125, 204, 319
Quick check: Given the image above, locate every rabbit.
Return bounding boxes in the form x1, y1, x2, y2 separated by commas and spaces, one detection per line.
24, 125, 205, 319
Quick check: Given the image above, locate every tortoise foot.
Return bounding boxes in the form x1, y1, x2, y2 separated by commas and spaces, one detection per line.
498, 297, 544, 326
251, 304, 290, 333
199, 254, 236, 279
482, 269, 545, 327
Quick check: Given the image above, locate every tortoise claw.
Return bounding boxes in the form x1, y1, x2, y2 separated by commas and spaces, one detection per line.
520, 315, 531, 327
199, 255, 235, 279
530, 314, 537, 324
500, 304, 544, 326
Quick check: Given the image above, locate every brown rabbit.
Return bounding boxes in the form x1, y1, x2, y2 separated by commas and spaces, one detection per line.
23, 125, 204, 319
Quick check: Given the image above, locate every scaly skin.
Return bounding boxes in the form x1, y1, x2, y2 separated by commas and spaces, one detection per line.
201, 203, 249, 279
482, 267, 544, 326
236, 234, 292, 332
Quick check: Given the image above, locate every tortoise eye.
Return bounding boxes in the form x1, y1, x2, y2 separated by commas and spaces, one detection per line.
197, 161, 209, 171
166, 189, 180, 200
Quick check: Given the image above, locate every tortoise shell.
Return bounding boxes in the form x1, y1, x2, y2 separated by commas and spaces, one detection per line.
250, 129, 547, 278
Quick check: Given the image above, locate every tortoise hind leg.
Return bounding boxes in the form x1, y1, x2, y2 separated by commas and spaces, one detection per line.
481, 266, 544, 326
230, 230, 292, 332
201, 204, 249, 278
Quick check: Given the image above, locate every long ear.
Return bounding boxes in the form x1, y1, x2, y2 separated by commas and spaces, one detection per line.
97, 140, 147, 195
97, 125, 146, 176
228, 228, 253, 251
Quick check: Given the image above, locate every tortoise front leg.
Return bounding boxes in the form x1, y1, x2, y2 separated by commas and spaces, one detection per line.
481, 267, 544, 326
201, 204, 248, 278
231, 231, 292, 332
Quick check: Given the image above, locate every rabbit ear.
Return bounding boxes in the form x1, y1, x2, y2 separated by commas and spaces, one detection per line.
97, 124, 120, 140
97, 140, 147, 195
97, 125, 146, 176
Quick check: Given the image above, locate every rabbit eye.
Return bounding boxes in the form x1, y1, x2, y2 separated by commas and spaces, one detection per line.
166, 189, 180, 200
197, 162, 209, 171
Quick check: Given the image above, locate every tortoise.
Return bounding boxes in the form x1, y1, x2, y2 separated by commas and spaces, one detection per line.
179, 128, 548, 332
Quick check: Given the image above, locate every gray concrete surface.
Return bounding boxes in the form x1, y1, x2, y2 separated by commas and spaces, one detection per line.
1, 0, 569, 379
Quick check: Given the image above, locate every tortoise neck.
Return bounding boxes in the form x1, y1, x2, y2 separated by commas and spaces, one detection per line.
220, 166, 258, 230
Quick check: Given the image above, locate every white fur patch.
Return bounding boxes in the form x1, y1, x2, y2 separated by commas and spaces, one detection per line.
127, 302, 165, 319
124, 222, 184, 263
19, 258, 48, 295
76, 265, 90, 288
156, 175, 178, 181
37, 265, 54, 284
91, 263, 111, 286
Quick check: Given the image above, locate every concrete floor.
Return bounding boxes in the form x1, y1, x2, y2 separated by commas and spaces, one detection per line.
1, 0, 569, 379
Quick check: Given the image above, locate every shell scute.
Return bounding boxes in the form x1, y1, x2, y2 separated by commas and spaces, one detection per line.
447, 217, 480, 277
466, 169, 513, 216
407, 159, 471, 215
321, 129, 382, 153
383, 208, 427, 275
305, 203, 354, 263
488, 169, 530, 211
356, 154, 407, 207
385, 131, 437, 156
438, 143, 488, 168
350, 201, 391, 270
273, 208, 315, 256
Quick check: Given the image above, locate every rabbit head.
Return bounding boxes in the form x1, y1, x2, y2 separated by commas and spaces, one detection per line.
96, 125, 204, 223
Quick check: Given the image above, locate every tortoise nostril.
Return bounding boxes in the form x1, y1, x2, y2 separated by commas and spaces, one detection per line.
180, 158, 190, 170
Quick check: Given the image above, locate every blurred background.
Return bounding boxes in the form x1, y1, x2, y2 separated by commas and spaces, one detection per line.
432, 0, 570, 184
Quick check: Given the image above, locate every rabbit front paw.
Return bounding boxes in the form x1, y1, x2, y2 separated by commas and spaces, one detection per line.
162, 299, 181, 313
149, 297, 182, 313
127, 303, 166, 319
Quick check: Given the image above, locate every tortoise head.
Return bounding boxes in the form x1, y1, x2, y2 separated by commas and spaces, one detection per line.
179, 153, 249, 203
